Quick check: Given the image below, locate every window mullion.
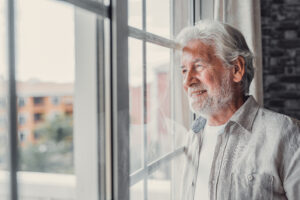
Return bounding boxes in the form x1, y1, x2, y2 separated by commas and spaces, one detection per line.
128, 27, 179, 49
111, 0, 129, 199
130, 147, 185, 187
170, 1, 176, 200
96, 18, 107, 200
7, 0, 18, 199
58, 0, 110, 18
142, 0, 148, 199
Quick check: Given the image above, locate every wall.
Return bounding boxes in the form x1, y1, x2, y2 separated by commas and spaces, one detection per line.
261, 0, 300, 119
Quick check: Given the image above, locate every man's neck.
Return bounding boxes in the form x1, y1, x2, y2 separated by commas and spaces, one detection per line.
207, 95, 245, 126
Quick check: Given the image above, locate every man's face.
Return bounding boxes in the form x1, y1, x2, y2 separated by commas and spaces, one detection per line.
181, 39, 234, 116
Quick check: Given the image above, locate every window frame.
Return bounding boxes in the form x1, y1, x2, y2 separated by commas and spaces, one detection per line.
6, 0, 112, 199
5, 0, 204, 199
7, 0, 18, 199
127, 0, 200, 199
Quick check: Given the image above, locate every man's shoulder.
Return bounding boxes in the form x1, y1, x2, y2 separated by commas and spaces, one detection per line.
254, 106, 300, 137
257, 106, 300, 125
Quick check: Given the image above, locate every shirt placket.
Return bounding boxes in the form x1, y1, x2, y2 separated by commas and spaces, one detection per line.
191, 132, 204, 200
209, 130, 230, 200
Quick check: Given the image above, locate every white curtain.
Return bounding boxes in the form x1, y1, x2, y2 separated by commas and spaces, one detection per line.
214, 0, 264, 105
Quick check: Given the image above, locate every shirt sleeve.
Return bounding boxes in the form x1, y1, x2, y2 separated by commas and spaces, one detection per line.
283, 132, 300, 199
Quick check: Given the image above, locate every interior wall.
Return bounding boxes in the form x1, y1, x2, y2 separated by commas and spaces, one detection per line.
261, 0, 300, 119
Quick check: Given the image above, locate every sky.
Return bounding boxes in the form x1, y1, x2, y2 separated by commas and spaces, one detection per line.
0, 0, 172, 84
0, 0, 75, 83
15, 0, 75, 83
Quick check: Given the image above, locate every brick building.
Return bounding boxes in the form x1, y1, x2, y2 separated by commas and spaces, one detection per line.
16, 81, 73, 144
261, 0, 300, 119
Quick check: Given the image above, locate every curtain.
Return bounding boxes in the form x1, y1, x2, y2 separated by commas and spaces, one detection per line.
214, 0, 264, 105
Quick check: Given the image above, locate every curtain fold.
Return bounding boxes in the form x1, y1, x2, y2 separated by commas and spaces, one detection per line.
214, 0, 264, 105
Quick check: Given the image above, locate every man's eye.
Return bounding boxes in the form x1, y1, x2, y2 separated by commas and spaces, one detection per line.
182, 69, 187, 74
195, 64, 203, 69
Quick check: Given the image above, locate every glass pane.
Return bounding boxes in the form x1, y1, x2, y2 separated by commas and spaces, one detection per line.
129, 0, 192, 199
128, 0, 142, 29
16, 0, 76, 199
146, 0, 191, 38
0, 1, 10, 199
148, 161, 171, 200
146, 0, 170, 38
146, 43, 172, 163
129, 38, 143, 173
130, 180, 144, 200
173, 48, 190, 149
172, 0, 191, 37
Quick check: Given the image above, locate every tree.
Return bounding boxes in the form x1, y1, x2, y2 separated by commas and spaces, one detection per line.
19, 114, 74, 174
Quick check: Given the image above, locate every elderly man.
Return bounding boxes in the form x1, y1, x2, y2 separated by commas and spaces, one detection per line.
177, 20, 300, 200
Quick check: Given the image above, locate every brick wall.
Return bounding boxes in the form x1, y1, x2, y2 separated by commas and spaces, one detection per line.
261, 0, 300, 119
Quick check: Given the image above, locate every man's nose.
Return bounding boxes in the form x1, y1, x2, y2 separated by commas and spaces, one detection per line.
183, 69, 198, 87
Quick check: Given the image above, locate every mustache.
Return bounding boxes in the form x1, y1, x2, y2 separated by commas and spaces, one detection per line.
188, 84, 207, 95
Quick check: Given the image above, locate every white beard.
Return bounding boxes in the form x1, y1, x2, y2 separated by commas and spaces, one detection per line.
188, 71, 234, 118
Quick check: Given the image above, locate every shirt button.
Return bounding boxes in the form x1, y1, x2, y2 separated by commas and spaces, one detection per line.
247, 175, 254, 181
192, 181, 195, 187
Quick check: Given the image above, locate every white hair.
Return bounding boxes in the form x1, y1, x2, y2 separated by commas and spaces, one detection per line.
176, 20, 254, 95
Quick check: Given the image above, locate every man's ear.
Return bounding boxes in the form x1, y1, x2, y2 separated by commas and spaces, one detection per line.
231, 56, 245, 83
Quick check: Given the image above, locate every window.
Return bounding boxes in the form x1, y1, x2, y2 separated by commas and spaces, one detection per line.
33, 130, 39, 140
14, 0, 110, 199
18, 114, 26, 125
18, 130, 28, 142
3, 0, 201, 199
128, 0, 193, 199
33, 113, 43, 122
51, 96, 60, 105
33, 97, 44, 105
18, 97, 26, 107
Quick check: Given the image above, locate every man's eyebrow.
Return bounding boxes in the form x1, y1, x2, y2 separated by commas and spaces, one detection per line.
192, 58, 203, 63
180, 58, 205, 69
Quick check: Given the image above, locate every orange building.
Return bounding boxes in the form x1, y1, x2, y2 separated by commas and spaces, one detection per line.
17, 81, 73, 144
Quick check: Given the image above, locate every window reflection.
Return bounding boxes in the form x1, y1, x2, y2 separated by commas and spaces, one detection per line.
146, 43, 171, 163
129, 38, 143, 173
128, 0, 191, 199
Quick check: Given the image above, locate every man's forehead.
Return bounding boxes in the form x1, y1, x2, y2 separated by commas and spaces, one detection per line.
181, 55, 205, 64
181, 40, 215, 64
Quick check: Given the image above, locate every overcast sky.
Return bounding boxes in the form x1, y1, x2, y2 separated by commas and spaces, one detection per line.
15, 0, 75, 83
0, 0, 171, 84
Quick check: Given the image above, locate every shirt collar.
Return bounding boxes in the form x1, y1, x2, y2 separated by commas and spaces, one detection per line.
191, 95, 260, 134
191, 116, 206, 133
229, 95, 260, 132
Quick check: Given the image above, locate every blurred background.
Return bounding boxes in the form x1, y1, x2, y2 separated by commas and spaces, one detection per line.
0, 0, 300, 200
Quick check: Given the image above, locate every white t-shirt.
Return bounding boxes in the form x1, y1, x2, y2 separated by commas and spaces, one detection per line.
194, 123, 226, 200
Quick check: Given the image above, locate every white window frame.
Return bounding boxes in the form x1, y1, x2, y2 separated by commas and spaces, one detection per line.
127, 0, 204, 200
6, 0, 112, 199
5, 0, 205, 200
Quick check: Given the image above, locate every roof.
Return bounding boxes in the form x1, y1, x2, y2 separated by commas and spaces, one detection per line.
17, 81, 74, 97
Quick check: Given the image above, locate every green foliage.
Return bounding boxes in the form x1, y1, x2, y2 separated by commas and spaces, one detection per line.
19, 114, 74, 174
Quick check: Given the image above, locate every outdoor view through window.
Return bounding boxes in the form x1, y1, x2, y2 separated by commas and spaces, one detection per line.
128, 0, 191, 199
1, 0, 193, 199
15, 0, 75, 199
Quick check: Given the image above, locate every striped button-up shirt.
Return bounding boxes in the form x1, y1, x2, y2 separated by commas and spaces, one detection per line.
180, 96, 300, 200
